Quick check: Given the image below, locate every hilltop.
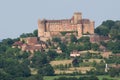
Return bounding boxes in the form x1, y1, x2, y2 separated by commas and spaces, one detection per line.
1, 20, 120, 80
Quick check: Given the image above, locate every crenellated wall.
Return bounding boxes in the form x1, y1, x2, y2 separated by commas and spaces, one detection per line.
38, 12, 94, 41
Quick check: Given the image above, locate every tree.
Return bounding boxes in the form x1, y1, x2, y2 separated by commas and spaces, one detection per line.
70, 34, 77, 43
47, 50, 58, 60
83, 42, 91, 50
95, 26, 109, 36
60, 43, 67, 52
38, 64, 54, 76
102, 20, 115, 29
0, 69, 12, 80
20, 33, 34, 38
26, 75, 43, 80
78, 36, 90, 42
72, 58, 79, 67
33, 29, 38, 37
31, 53, 49, 68
2, 38, 14, 46
0, 45, 7, 53
52, 37, 61, 43
109, 68, 120, 77
91, 43, 99, 51
4, 60, 31, 77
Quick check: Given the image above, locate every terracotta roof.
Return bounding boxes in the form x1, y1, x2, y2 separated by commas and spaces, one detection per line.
13, 41, 23, 46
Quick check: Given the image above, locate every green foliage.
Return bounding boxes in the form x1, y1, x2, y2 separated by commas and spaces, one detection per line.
95, 26, 109, 36
0, 45, 7, 53
54, 76, 99, 80
67, 43, 77, 52
78, 36, 90, 42
91, 43, 99, 51
0, 29, 56, 80
60, 43, 67, 52
52, 37, 61, 43
2, 38, 14, 46
0, 69, 12, 80
47, 50, 58, 60
102, 20, 115, 29
0, 57, 31, 78
19, 29, 38, 38
60, 32, 67, 36
20, 29, 38, 38
31, 52, 49, 68
95, 20, 120, 40
106, 41, 120, 53
70, 34, 77, 43
105, 56, 120, 64
109, 68, 120, 77
79, 76, 99, 80
33, 29, 38, 37
38, 64, 54, 76
31, 52, 55, 76
72, 58, 79, 67
54, 77, 78, 80
26, 75, 43, 80
20, 33, 35, 38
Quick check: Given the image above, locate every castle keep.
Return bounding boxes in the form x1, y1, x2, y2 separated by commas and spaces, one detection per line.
38, 12, 94, 41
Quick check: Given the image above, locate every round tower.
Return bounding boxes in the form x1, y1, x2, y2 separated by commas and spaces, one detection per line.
73, 12, 82, 24
38, 19, 45, 37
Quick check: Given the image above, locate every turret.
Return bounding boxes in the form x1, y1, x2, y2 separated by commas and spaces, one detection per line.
73, 12, 82, 24
38, 19, 45, 37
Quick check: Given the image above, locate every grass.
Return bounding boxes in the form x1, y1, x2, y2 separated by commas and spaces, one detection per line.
50, 59, 104, 74
98, 75, 120, 80
44, 75, 120, 80
50, 59, 103, 67
54, 67, 94, 74
50, 59, 95, 74
50, 60, 72, 66
88, 59, 103, 63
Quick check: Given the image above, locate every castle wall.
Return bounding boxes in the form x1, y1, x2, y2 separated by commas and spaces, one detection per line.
47, 23, 77, 32
89, 21, 94, 34
45, 22, 78, 37
83, 23, 90, 34
38, 12, 94, 41
77, 24, 82, 38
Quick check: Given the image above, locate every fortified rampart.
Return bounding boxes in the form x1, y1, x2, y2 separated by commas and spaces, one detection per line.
38, 12, 94, 41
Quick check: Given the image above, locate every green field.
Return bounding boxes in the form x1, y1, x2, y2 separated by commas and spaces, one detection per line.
44, 75, 120, 80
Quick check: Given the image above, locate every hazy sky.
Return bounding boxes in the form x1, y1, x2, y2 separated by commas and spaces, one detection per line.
0, 0, 120, 39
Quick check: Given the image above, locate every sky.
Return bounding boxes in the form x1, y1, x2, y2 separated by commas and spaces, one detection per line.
0, 0, 120, 39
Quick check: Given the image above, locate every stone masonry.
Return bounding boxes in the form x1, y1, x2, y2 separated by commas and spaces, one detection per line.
38, 12, 94, 41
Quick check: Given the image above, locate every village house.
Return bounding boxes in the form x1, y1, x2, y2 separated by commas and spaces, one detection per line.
70, 50, 81, 57
12, 37, 47, 53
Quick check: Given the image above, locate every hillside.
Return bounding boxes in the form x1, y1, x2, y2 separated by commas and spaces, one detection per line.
95, 20, 120, 40
1, 20, 120, 80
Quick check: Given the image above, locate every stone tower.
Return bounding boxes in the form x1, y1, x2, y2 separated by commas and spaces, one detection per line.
73, 12, 82, 24
38, 19, 45, 37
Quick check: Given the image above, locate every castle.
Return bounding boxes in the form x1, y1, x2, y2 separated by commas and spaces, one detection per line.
38, 12, 94, 41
